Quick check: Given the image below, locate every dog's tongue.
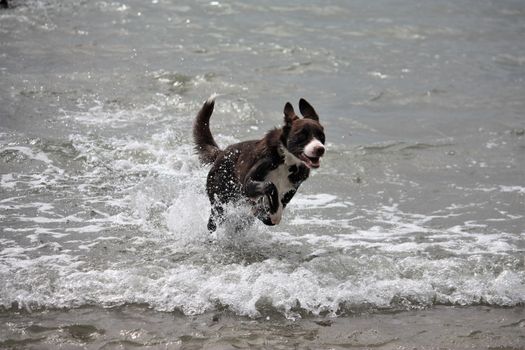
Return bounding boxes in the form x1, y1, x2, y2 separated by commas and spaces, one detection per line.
309, 158, 320, 168
300, 154, 321, 169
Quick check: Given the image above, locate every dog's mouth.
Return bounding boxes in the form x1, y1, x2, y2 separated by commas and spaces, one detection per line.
299, 153, 321, 169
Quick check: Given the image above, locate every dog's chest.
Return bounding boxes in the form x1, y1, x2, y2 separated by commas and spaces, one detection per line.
266, 148, 307, 197
265, 164, 296, 199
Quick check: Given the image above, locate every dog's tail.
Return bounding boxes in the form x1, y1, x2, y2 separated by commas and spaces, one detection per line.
193, 95, 221, 164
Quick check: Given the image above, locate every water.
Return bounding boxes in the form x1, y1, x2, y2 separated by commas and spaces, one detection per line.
1, 0, 524, 347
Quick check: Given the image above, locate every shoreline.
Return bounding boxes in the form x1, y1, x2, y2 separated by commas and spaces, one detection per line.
1, 305, 524, 349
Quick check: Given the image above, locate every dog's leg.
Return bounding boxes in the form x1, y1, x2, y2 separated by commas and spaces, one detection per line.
207, 215, 217, 232
265, 182, 279, 214
245, 180, 280, 217
281, 189, 297, 209
245, 180, 276, 199
208, 204, 224, 232
242, 157, 282, 225
243, 157, 278, 197
288, 164, 310, 186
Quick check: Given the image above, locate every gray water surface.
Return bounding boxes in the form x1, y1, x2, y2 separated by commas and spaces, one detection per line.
1, 0, 524, 320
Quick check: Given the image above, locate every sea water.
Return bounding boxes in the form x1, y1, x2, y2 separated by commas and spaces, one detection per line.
1, 0, 524, 331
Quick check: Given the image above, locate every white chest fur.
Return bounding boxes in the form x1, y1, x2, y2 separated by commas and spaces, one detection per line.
263, 147, 303, 225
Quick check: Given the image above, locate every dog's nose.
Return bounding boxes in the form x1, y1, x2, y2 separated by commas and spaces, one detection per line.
315, 146, 325, 157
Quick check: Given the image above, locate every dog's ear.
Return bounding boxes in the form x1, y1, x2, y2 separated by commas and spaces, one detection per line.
283, 102, 299, 126
282, 102, 298, 145
299, 98, 319, 121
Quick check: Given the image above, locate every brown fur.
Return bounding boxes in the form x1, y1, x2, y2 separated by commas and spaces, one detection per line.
193, 97, 325, 231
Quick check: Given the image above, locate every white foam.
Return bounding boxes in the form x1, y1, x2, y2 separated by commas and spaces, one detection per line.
0, 146, 63, 174
289, 193, 349, 209
0, 174, 16, 189
65, 225, 106, 234
1, 93, 523, 319
2, 249, 523, 317
165, 189, 210, 244
499, 185, 525, 194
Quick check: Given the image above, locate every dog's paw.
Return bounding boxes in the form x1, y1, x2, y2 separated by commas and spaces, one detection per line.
262, 181, 276, 195
263, 182, 279, 213
245, 180, 271, 198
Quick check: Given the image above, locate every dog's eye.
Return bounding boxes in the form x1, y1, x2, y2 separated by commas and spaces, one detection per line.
317, 133, 325, 144
297, 129, 308, 141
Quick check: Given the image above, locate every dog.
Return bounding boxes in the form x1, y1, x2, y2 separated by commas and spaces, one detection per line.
193, 96, 325, 232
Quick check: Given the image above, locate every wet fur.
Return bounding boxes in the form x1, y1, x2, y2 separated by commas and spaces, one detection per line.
193, 96, 325, 231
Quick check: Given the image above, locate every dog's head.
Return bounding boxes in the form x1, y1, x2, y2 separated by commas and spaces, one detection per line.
281, 99, 325, 169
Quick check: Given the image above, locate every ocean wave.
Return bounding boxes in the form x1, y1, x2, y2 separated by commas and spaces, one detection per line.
1, 94, 524, 320
1, 247, 523, 318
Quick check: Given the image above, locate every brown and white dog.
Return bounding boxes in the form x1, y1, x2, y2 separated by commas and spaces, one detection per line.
193, 96, 325, 231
